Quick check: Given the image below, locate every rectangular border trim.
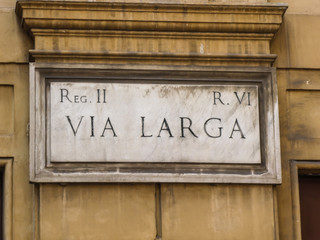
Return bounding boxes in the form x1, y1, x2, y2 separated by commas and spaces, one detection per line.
30, 63, 281, 184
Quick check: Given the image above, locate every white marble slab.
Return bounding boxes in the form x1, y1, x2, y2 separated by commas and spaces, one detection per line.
49, 82, 261, 164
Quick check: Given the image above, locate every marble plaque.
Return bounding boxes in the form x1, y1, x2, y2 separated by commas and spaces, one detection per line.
48, 82, 260, 164
30, 64, 281, 183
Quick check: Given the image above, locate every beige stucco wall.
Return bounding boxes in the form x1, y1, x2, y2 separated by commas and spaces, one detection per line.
270, 0, 320, 239
0, 0, 33, 238
0, 0, 319, 239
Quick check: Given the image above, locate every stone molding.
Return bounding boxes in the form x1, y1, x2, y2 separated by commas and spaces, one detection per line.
29, 50, 277, 66
17, 1, 287, 33
16, 0, 287, 66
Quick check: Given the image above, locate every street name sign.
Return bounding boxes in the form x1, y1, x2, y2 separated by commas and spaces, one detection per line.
30, 64, 281, 183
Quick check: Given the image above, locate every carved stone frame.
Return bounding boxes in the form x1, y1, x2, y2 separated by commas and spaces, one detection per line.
30, 63, 281, 183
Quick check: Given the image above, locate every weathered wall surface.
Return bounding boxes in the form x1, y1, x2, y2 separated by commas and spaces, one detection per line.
39, 184, 156, 240
16, 1, 284, 239
37, 184, 276, 240
1, 0, 319, 239
270, 0, 320, 239
0, 0, 33, 239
